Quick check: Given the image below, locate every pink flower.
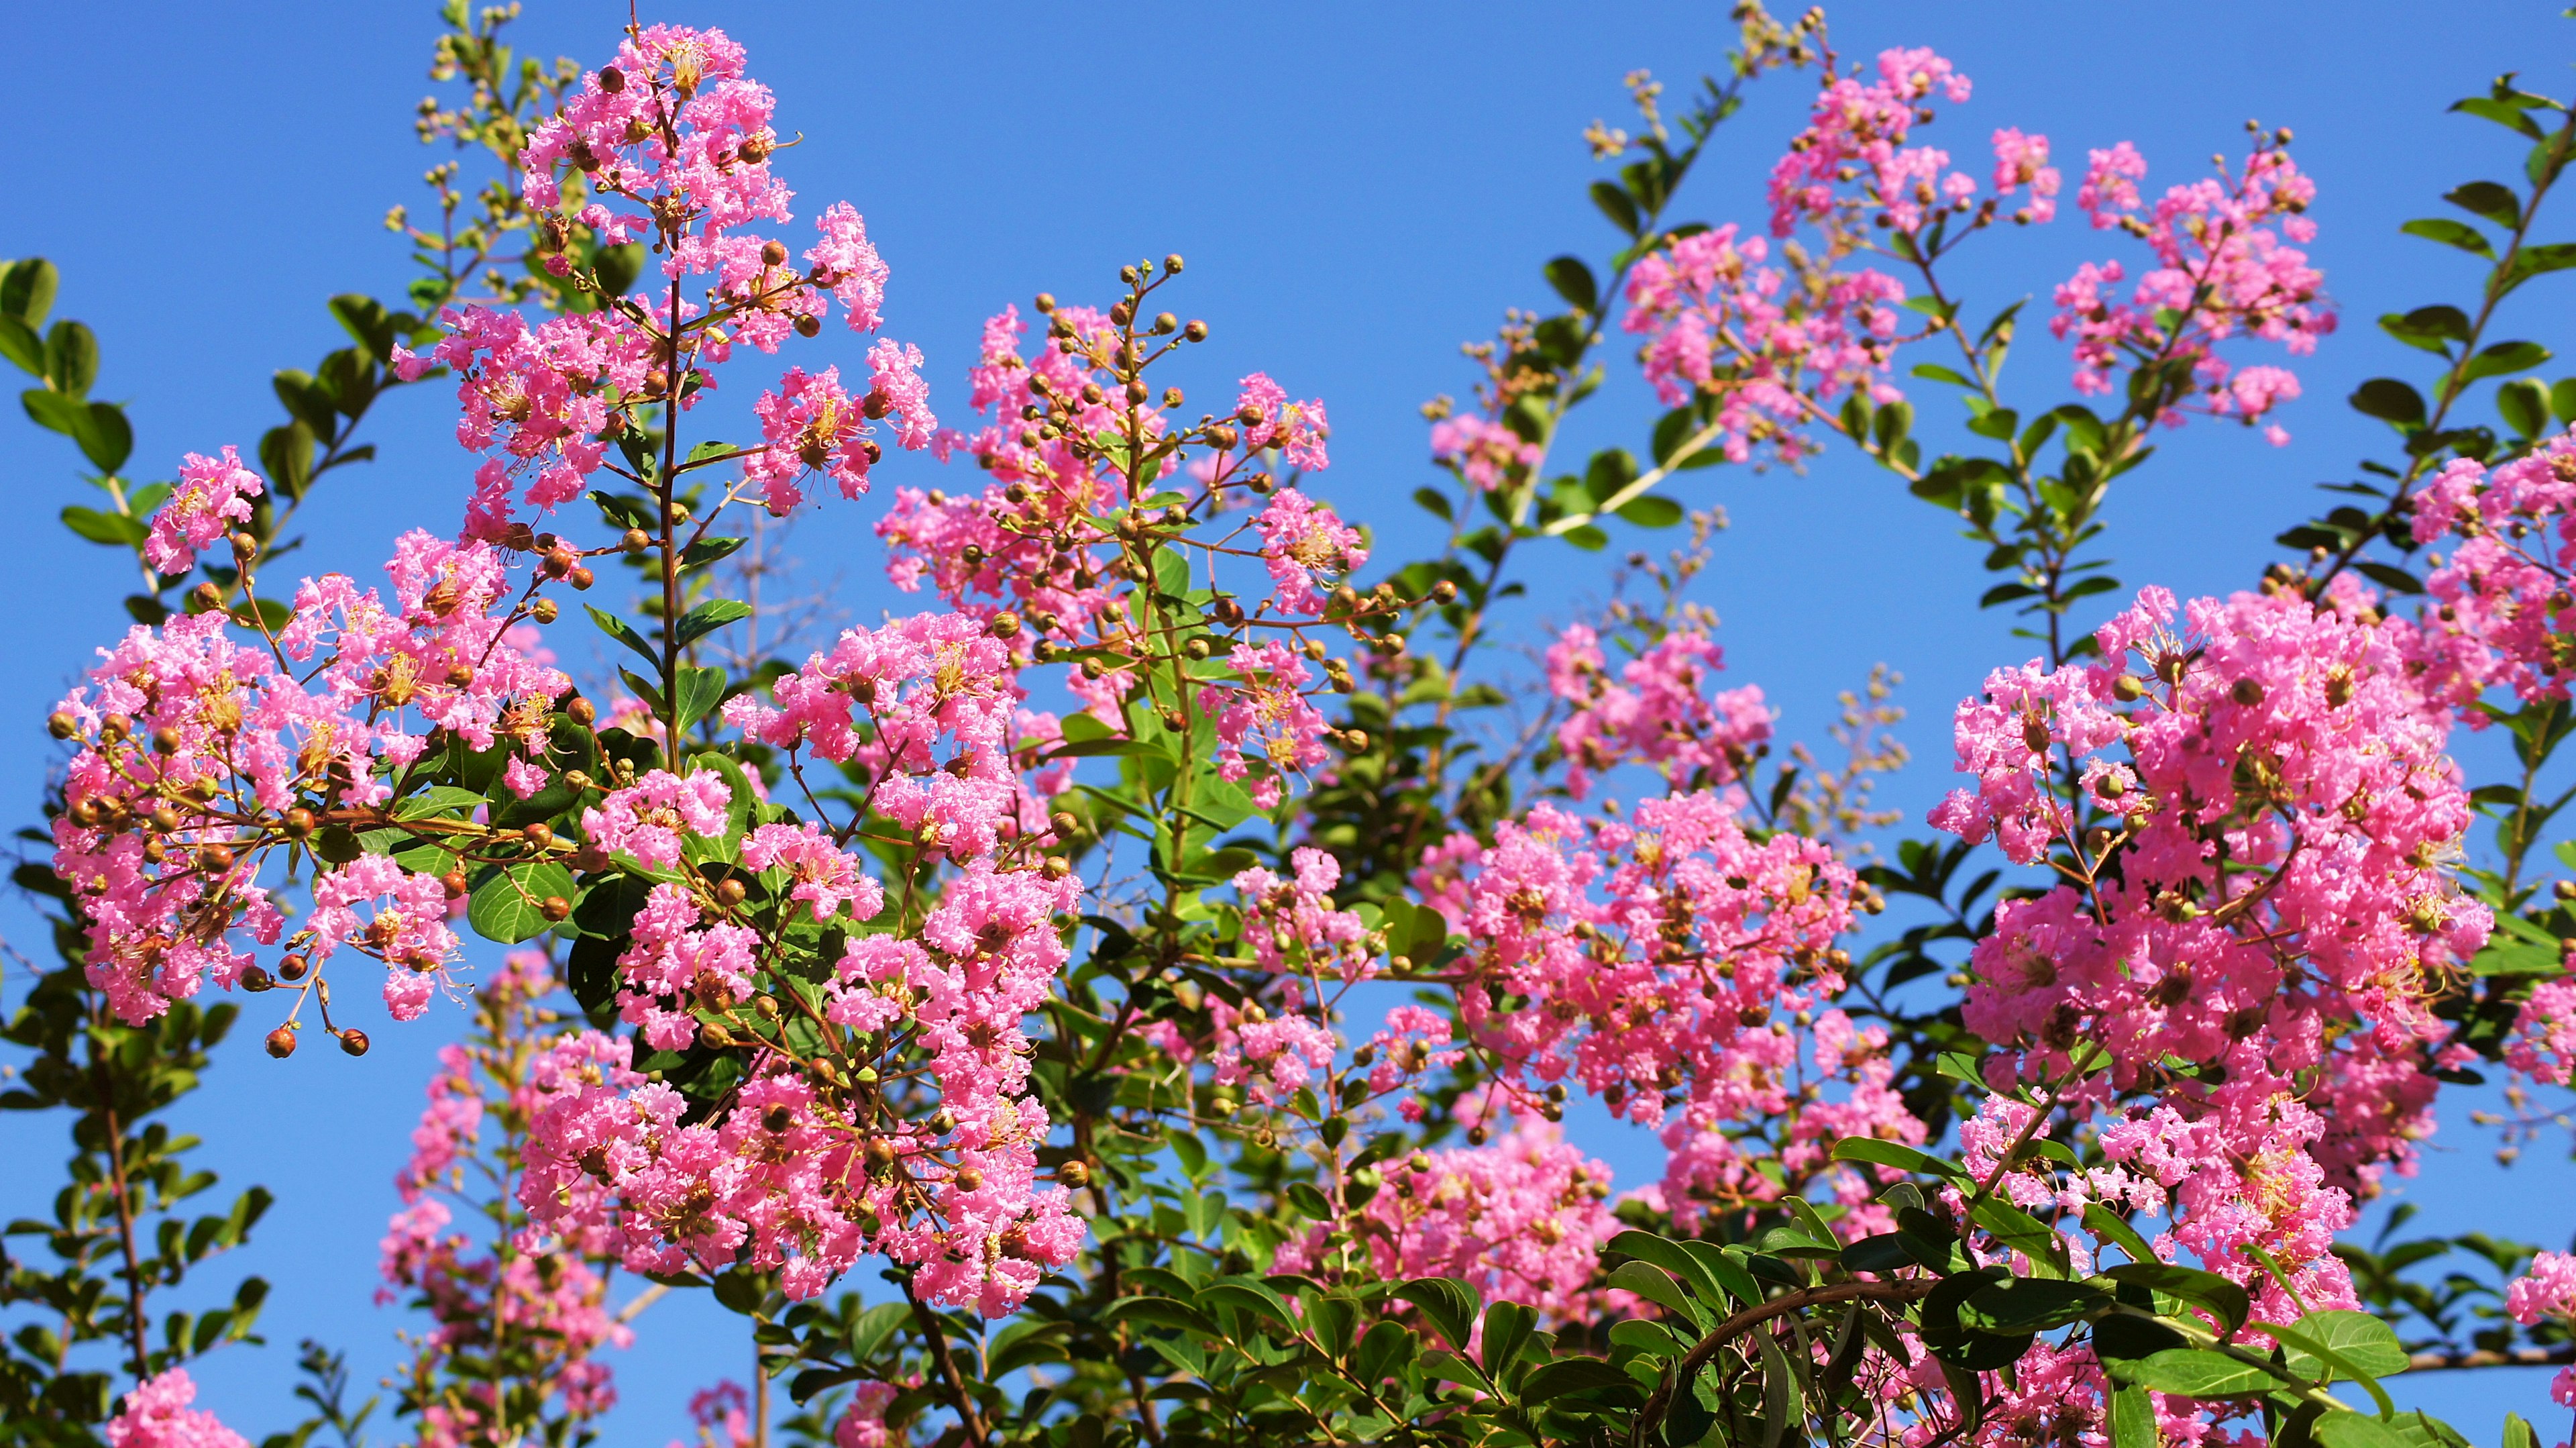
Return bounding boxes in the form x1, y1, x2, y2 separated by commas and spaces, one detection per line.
104, 1369, 248, 1448
146, 447, 264, 577
1252, 488, 1366, 616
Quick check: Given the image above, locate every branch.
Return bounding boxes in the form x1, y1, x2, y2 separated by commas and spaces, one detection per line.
2406, 1345, 2573, 1373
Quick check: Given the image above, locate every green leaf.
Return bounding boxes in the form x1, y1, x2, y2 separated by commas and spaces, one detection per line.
2082, 1204, 2157, 1266
2502, 242, 2576, 297
1543, 255, 1599, 313
2504, 1414, 2540, 1448
1613, 494, 1682, 527
2314, 1414, 2414, 1448
2124, 1347, 2277, 1397
1960, 1276, 2112, 1333
59, 505, 147, 547
272, 370, 338, 437
2453, 95, 2546, 140
2444, 181, 2521, 227
1, 257, 59, 327
2400, 218, 2494, 258
1412, 486, 1455, 521
2461, 340, 2552, 384
2104, 1261, 2251, 1337
76, 401, 132, 474
682, 535, 747, 568
1607, 1260, 1699, 1323
1519, 1357, 1630, 1405
1590, 180, 1641, 237
0, 314, 40, 376
2499, 377, 2552, 437
2271, 1310, 2408, 1382
2378, 306, 2473, 354
586, 605, 662, 668
2110, 1384, 2156, 1448
1479, 1300, 1536, 1379
44, 319, 98, 397
1830, 1137, 1966, 1178
468, 860, 577, 943
675, 598, 754, 648
2349, 378, 2427, 426
1559, 523, 1609, 552
1395, 1278, 1478, 1349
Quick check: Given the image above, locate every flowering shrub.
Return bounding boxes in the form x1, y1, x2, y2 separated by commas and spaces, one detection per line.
8, 8, 2576, 1448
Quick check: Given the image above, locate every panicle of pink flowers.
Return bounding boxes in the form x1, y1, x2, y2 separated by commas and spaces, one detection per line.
147, 447, 263, 578
2400, 431, 2576, 707
1252, 488, 1368, 617
396, 24, 932, 539
1544, 622, 1772, 800
1407, 788, 1866, 1210
2049, 135, 2332, 443
1928, 582, 2489, 1318
875, 297, 1352, 756
51, 522, 568, 1024
1620, 223, 1905, 466
102, 1369, 248, 1448
672, 1381, 755, 1448
520, 612, 1081, 1315
1232, 847, 1375, 981
1272, 1114, 1618, 1323
1198, 640, 1333, 808
833, 1382, 901, 1448
2504, 1249, 2576, 1418
1766, 47, 1978, 238
380, 953, 629, 1446
1989, 127, 2061, 225
1430, 413, 1542, 491
2506, 979, 2576, 1086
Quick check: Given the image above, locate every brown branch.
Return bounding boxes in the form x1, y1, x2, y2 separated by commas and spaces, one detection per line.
905, 1276, 989, 1448
2406, 1345, 2573, 1373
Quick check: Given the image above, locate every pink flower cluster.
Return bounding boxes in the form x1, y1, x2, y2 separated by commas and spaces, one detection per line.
1272, 1115, 1617, 1323
2049, 136, 2332, 443
146, 447, 263, 578
50, 529, 568, 1023
1621, 223, 1905, 465
1252, 488, 1368, 617
497, 611, 1087, 1315
103, 1369, 248, 1448
1766, 46, 1978, 237
2403, 431, 2576, 708
1232, 847, 1374, 981
1199, 641, 1332, 809
1409, 790, 1863, 1209
1430, 413, 1541, 491
1544, 623, 1772, 800
1929, 582, 2490, 1316
400, 24, 932, 536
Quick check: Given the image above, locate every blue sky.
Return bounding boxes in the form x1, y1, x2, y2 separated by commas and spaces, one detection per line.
5, 2, 2575, 1443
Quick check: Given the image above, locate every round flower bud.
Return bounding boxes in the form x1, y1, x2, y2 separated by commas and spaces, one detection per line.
567, 696, 597, 725
151, 726, 182, 754
524, 823, 555, 849
278, 953, 309, 982
715, 878, 747, 907
953, 1167, 985, 1192
440, 870, 469, 898
568, 566, 595, 590
240, 966, 274, 992
46, 711, 77, 739
1056, 1159, 1089, 1188
760, 240, 788, 267
597, 65, 625, 92
539, 896, 572, 922
264, 1025, 299, 1059
339, 1029, 370, 1057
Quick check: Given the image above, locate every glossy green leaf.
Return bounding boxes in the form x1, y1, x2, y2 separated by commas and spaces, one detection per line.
468, 860, 577, 943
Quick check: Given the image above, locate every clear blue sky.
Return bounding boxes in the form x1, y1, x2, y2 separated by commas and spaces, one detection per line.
5, 3, 2573, 1443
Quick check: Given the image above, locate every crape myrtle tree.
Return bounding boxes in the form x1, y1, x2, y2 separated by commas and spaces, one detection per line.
5, 5, 2576, 1447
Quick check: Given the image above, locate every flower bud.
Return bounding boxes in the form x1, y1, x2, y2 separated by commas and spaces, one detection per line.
540, 895, 572, 922
531, 598, 559, 623
197, 843, 235, 872
1163, 254, 1185, 274
760, 240, 788, 267
152, 725, 182, 754
524, 823, 555, 849
278, 953, 309, 982
621, 528, 650, 553
953, 1167, 985, 1192
282, 807, 316, 841
445, 663, 476, 688
441, 870, 469, 898
598, 64, 625, 92
2111, 674, 2147, 702
1056, 1159, 1089, 1188
716, 878, 747, 907
1042, 856, 1072, 881
339, 1028, 370, 1057
568, 566, 595, 590
987, 611, 1020, 638
2231, 677, 2265, 707
265, 1024, 299, 1059
46, 711, 78, 739
241, 966, 275, 992
568, 696, 597, 725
